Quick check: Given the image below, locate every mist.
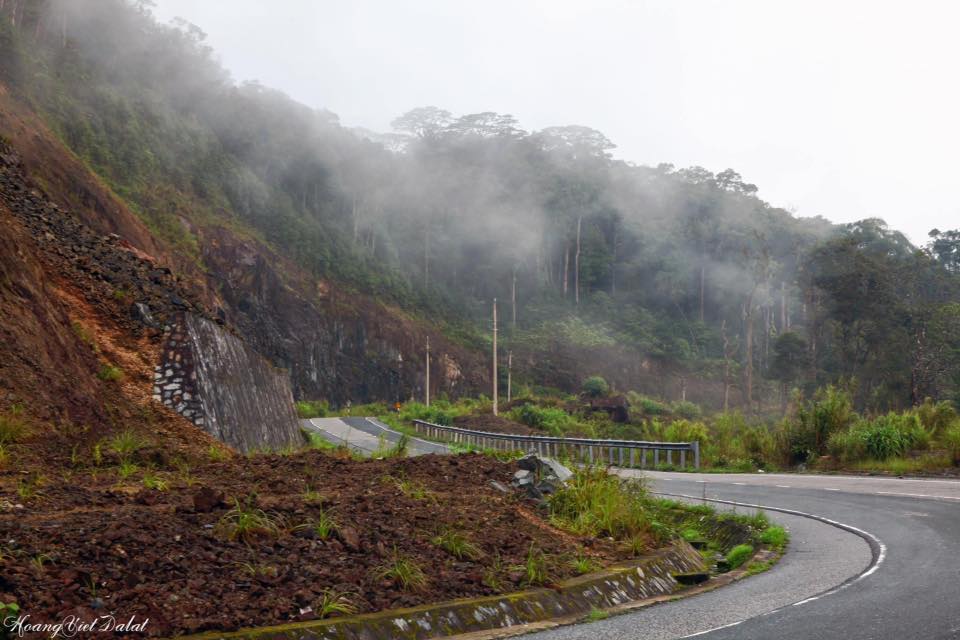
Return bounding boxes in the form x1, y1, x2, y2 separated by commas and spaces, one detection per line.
6, 0, 958, 411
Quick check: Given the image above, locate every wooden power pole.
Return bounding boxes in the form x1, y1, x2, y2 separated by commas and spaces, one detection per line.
507, 350, 513, 403
492, 298, 498, 416
425, 335, 431, 407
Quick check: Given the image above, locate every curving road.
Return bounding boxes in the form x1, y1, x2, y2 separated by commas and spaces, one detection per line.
303, 419, 960, 639
528, 471, 960, 640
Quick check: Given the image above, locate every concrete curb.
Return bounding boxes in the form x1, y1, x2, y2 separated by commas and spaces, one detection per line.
180, 542, 705, 640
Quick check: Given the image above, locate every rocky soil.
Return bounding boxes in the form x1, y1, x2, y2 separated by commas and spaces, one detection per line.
0, 450, 629, 638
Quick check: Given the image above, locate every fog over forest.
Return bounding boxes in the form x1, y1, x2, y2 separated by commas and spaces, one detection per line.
4, 0, 960, 414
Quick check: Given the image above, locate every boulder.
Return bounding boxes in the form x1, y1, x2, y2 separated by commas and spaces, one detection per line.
511, 454, 574, 502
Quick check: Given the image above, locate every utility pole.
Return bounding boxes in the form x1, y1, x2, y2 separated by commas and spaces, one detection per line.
492, 298, 498, 416
507, 351, 513, 403
425, 336, 431, 407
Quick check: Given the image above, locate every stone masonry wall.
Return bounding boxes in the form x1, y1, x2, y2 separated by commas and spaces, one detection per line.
153, 312, 302, 452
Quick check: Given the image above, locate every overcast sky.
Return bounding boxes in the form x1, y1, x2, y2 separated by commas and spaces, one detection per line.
152, 0, 960, 244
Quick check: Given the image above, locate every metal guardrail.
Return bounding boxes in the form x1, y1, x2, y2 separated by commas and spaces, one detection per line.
411, 419, 700, 469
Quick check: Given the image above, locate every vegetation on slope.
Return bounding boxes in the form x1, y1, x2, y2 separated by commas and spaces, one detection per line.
3, 1, 960, 413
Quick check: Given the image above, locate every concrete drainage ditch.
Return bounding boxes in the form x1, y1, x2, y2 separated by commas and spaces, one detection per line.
183, 542, 706, 640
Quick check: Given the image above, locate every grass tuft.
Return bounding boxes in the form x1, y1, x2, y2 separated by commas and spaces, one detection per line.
97, 364, 125, 382
374, 548, 428, 591
760, 525, 788, 550
431, 527, 482, 561
214, 497, 284, 543
725, 544, 754, 570
314, 588, 358, 619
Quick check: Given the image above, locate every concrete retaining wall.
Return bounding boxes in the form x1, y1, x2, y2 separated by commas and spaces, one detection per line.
185, 541, 705, 640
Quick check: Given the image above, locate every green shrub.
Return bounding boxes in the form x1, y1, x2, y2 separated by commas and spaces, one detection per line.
0, 410, 29, 445
859, 418, 907, 460
664, 420, 710, 446
627, 392, 668, 416
827, 428, 867, 462
672, 400, 702, 420
296, 400, 329, 418
916, 398, 957, 433
760, 526, 788, 550
786, 385, 856, 462
548, 466, 650, 541
510, 404, 576, 436
942, 422, 960, 465
97, 364, 125, 382
582, 376, 610, 398
725, 544, 754, 570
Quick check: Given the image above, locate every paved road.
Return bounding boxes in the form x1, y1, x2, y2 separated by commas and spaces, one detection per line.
300, 417, 448, 456
527, 470, 960, 640
302, 421, 960, 638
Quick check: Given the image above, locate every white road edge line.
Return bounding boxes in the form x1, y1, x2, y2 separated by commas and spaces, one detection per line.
874, 490, 960, 501
655, 492, 887, 639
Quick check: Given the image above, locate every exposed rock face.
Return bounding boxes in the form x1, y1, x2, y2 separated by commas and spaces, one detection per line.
1, 139, 299, 451
200, 227, 489, 406
153, 313, 302, 452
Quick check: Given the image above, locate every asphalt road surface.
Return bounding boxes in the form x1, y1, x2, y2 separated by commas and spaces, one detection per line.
302, 420, 960, 639
300, 416, 448, 456
527, 470, 960, 640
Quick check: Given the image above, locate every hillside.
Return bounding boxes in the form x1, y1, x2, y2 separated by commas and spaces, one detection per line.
2, 0, 960, 421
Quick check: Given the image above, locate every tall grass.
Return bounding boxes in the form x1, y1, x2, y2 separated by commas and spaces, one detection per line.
548, 467, 650, 543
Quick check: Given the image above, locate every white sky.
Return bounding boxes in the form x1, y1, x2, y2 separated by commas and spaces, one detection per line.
152, 0, 960, 244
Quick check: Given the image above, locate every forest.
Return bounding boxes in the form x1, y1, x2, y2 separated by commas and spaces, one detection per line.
3, 0, 960, 413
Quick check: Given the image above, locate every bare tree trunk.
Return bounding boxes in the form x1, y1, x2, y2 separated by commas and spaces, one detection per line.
423, 225, 429, 288
574, 216, 582, 306
492, 299, 498, 416
425, 336, 430, 407
742, 287, 757, 410
352, 196, 358, 243
721, 320, 733, 412
507, 351, 512, 403
610, 228, 618, 295
780, 281, 787, 332
511, 268, 517, 329
562, 241, 570, 298
699, 263, 705, 323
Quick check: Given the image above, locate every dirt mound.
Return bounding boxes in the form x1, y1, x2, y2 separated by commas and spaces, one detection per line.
454, 414, 538, 436
0, 451, 625, 637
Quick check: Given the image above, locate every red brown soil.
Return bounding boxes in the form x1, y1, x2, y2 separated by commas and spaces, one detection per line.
0, 451, 629, 638
453, 413, 539, 436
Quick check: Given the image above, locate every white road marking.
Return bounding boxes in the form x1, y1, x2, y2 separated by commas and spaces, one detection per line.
732, 482, 746, 485
683, 619, 745, 638
655, 491, 887, 613
776, 485, 791, 488
824, 488, 840, 491
875, 491, 960, 501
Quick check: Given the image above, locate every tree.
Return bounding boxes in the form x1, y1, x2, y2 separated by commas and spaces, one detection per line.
768, 332, 808, 413
390, 106, 453, 141
582, 375, 609, 397
537, 125, 615, 161
447, 112, 523, 138
928, 229, 960, 273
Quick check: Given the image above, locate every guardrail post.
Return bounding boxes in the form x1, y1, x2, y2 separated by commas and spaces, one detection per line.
680, 449, 686, 468
693, 441, 700, 469
641, 448, 647, 469
654, 449, 659, 467
629, 448, 635, 468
